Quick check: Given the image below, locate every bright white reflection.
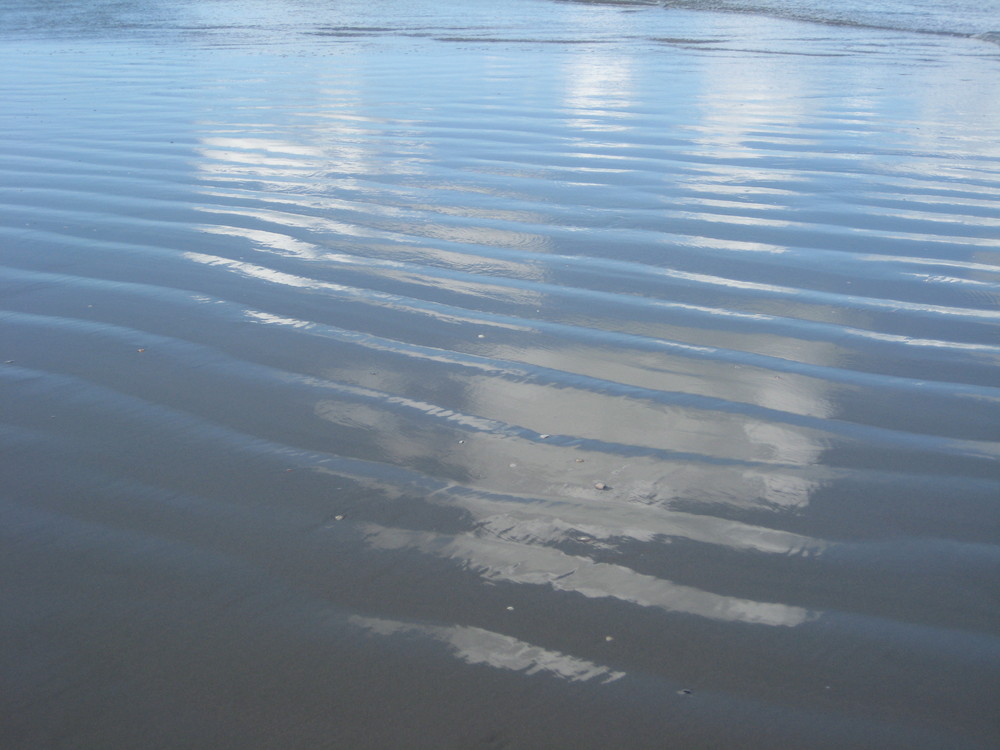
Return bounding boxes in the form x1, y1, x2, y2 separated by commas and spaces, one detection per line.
561, 39, 636, 133
200, 225, 321, 258
183, 251, 325, 289
688, 39, 813, 155
244, 310, 312, 328
454, 492, 825, 555
183, 251, 533, 330
199, 136, 325, 158
461, 370, 830, 465
363, 524, 815, 628
352, 616, 626, 684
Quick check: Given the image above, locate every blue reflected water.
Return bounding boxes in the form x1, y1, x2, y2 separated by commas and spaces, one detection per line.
1, 0, 999, 747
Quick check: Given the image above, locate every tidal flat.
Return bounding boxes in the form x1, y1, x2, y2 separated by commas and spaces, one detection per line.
1, 0, 999, 747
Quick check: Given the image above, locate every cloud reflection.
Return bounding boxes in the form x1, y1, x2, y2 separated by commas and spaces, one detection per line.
363, 524, 815, 628
352, 615, 626, 684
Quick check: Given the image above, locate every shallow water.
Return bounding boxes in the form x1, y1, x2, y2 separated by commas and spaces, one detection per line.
2, 0, 999, 747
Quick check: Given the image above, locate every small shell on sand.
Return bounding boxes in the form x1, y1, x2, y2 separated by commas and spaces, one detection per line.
594, 482, 609, 490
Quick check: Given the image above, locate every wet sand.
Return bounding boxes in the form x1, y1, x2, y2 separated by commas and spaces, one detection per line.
2, 0, 999, 747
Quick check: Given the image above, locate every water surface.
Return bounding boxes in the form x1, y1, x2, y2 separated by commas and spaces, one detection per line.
2, 0, 999, 747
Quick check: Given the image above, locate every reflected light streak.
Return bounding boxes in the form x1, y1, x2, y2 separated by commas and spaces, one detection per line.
458, 495, 825, 555
363, 525, 815, 628
198, 136, 326, 157
196, 148, 315, 169
200, 225, 321, 258
561, 45, 636, 133
352, 616, 626, 684
649, 266, 1000, 321
183, 251, 533, 330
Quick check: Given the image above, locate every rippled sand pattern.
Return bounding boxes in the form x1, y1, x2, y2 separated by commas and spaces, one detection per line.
2, 0, 999, 747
